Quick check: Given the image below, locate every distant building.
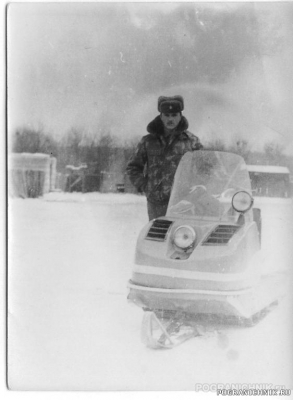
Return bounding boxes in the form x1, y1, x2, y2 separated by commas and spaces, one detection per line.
8, 153, 57, 198
247, 165, 291, 198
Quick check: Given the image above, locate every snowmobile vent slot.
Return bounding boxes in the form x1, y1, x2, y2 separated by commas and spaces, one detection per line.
202, 225, 240, 246
145, 219, 173, 241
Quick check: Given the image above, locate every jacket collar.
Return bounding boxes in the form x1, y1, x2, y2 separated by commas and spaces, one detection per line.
147, 115, 189, 137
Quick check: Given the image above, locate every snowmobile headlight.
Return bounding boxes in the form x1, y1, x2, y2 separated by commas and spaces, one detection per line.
173, 225, 196, 250
232, 191, 253, 213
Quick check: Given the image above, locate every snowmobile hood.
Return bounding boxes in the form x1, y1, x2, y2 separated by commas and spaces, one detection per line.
146, 115, 189, 137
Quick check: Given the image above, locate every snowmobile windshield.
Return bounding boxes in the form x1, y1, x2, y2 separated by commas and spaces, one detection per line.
167, 151, 252, 222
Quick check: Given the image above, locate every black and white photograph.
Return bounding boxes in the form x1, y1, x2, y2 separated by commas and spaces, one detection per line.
6, 1, 293, 393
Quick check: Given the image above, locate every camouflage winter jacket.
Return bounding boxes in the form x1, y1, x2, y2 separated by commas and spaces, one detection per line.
126, 115, 203, 204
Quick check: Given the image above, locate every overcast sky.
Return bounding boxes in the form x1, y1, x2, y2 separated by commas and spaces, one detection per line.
7, 2, 293, 153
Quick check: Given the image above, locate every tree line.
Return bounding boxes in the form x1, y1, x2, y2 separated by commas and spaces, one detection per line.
10, 127, 293, 192
11, 127, 136, 173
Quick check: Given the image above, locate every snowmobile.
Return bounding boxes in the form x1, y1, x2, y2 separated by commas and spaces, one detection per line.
127, 151, 282, 348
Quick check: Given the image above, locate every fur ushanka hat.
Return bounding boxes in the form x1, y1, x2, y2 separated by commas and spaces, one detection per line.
158, 95, 184, 113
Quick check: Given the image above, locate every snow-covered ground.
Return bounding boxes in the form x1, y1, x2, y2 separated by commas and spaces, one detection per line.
7, 192, 293, 391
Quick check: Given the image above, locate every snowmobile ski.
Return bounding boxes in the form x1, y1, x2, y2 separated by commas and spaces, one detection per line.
141, 311, 202, 349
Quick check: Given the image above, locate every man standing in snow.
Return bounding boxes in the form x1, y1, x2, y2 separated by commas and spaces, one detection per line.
126, 95, 203, 220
